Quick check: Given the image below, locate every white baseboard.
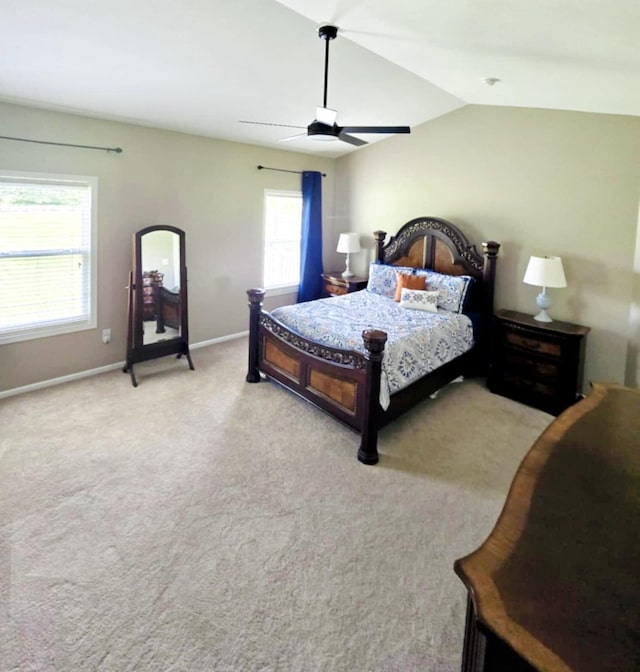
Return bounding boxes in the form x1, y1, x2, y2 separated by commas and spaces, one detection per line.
0, 331, 249, 400
190, 330, 248, 350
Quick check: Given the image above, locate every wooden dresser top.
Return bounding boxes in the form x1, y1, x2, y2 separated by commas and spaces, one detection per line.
496, 309, 590, 337
455, 382, 640, 672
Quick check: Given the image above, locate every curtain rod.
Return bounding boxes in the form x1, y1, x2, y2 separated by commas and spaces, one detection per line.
0, 135, 123, 154
257, 165, 326, 177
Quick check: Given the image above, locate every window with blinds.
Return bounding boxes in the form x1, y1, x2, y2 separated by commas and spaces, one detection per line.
263, 189, 302, 292
0, 171, 97, 344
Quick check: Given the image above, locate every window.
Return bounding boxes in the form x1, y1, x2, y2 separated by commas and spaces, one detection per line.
0, 171, 97, 344
263, 189, 302, 292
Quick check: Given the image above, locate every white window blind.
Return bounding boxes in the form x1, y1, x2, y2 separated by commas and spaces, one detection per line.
0, 172, 97, 344
263, 189, 302, 291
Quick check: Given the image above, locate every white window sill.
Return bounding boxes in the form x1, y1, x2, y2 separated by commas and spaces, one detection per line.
0, 319, 96, 345
264, 284, 299, 297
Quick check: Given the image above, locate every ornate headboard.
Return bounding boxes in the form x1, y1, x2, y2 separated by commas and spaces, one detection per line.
375, 216, 493, 277
374, 216, 500, 318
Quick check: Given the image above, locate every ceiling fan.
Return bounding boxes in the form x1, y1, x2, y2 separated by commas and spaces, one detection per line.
240, 24, 411, 147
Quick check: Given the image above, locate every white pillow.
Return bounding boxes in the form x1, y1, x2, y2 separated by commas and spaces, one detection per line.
400, 288, 439, 313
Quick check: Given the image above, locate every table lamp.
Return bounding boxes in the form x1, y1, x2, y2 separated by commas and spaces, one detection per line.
336, 233, 361, 278
523, 255, 567, 322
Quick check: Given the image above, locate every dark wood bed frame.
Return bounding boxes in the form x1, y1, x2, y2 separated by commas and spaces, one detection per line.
246, 217, 500, 465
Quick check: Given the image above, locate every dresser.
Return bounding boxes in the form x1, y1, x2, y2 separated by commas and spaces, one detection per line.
455, 382, 640, 672
321, 271, 368, 297
142, 270, 164, 321
488, 309, 589, 415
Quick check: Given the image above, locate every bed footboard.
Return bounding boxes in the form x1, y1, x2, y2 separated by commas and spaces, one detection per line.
246, 289, 386, 464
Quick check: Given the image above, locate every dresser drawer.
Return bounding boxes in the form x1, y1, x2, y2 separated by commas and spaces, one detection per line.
502, 373, 556, 399
504, 351, 560, 380
321, 272, 368, 298
326, 283, 348, 296
505, 331, 562, 358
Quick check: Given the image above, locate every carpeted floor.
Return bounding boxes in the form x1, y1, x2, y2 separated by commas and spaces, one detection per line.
0, 337, 552, 671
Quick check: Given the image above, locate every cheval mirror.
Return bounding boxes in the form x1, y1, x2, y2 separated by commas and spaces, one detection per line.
123, 225, 194, 386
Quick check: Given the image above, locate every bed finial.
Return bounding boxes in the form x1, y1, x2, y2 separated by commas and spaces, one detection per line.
482, 240, 500, 258
373, 231, 387, 264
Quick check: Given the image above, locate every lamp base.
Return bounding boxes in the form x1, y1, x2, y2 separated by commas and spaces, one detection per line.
341, 252, 355, 278
533, 309, 553, 322
534, 288, 553, 322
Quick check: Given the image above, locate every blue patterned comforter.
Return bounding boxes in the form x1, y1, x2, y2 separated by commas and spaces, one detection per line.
270, 291, 474, 409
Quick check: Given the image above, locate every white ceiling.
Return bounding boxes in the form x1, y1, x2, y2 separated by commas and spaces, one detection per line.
1, 0, 638, 159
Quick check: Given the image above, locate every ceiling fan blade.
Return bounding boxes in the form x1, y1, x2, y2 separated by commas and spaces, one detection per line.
340, 126, 411, 134
338, 132, 368, 147
239, 120, 306, 129
316, 106, 337, 126
279, 133, 308, 142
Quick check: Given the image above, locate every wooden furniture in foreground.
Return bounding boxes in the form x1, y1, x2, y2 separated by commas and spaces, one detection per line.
454, 382, 640, 672
488, 309, 590, 415
247, 217, 500, 465
321, 271, 368, 297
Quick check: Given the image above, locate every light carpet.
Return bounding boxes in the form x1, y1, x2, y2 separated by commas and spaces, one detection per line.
0, 337, 552, 671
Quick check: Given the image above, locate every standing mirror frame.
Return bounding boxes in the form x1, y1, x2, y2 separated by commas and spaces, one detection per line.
123, 225, 194, 386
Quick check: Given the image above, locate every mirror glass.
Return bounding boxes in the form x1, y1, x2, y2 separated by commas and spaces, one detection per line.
141, 229, 182, 345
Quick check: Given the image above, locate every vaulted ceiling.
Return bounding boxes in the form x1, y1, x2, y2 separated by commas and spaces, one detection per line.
2, 0, 638, 158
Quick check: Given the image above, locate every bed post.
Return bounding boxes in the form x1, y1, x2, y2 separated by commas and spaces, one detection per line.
479, 241, 501, 374
246, 288, 265, 383
373, 231, 387, 263
481, 241, 500, 315
359, 329, 388, 465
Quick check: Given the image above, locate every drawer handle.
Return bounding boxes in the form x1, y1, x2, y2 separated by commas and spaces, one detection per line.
520, 338, 540, 350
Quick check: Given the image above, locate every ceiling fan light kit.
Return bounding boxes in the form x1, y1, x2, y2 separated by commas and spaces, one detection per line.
240, 24, 410, 147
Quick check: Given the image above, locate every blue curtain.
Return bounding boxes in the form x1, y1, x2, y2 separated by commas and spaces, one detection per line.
297, 171, 323, 303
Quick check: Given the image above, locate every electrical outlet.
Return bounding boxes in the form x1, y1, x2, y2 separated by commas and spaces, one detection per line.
102, 328, 111, 344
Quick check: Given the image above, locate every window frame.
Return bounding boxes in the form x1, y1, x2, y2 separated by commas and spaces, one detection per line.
262, 188, 303, 295
0, 169, 98, 345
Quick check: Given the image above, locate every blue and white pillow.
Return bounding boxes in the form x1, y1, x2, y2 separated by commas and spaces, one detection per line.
400, 288, 439, 313
367, 262, 473, 313
424, 271, 473, 313
366, 263, 416, 299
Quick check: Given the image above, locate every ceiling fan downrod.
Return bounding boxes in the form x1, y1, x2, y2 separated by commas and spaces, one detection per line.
318, 25, 338, 110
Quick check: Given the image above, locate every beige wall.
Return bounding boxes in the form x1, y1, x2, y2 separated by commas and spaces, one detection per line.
0, 102, 335, 392
3, 102, 640, 393
333, 105, 640, 389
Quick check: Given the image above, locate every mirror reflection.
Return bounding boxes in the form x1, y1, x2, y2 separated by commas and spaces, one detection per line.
141, 230, 181, 345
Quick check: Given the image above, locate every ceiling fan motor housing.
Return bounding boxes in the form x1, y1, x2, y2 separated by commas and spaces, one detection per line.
307, 120, 339, 139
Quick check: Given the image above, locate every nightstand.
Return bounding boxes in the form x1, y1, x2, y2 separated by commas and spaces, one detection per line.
321, 271, 368, 297
488, 309, 590, 415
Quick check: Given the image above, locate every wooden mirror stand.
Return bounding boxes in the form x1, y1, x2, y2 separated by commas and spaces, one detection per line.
123, 225, 194, 386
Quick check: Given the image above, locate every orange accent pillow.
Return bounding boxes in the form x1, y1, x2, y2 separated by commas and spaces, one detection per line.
394, 272, 426, 301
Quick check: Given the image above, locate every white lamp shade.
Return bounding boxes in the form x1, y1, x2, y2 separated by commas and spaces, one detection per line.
523, 256, 567, 288
336, 233, 361, 254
